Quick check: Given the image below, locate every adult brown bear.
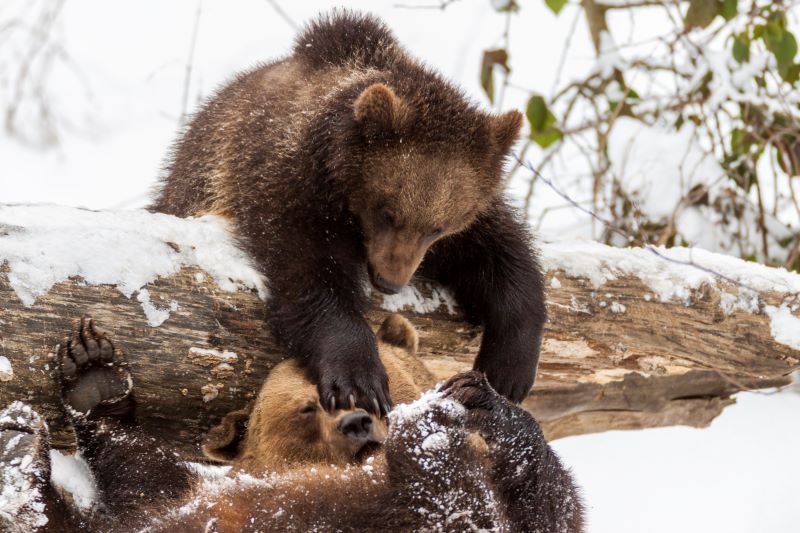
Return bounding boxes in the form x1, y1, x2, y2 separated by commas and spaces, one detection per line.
151, 11, 546, 415
0, 317, 582, 532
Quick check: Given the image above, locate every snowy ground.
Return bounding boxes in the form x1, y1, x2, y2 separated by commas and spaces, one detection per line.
2, 1, 799, 531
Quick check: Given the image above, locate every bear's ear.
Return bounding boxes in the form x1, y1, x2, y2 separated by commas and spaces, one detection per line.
377, 313, 419, 354
354, 83, 412, 134
201, 408, 250, 463
490, 109, 523, 154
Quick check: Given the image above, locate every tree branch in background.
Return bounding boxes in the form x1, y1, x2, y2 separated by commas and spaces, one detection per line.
179, 0, 203, 127
264, 0, 299, 31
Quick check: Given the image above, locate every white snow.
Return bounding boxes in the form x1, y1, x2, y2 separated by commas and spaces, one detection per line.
542, 239, 800, 302
0, 205, 268, 311
389, 388, 465, 425
765, 305, 800, 350
189, 347, 238, 362
136, 289, 176, 327
0, 403, 49, 532
0, 357, 12, 382
608, 301, 626, 314
49, 450, 97, 511
183, 461, 231, 479
379, 284, 457, 315
595, 30, 627, 78
608, 118, 723, 221
553, 390, 800, 533
420, 431, 450, 451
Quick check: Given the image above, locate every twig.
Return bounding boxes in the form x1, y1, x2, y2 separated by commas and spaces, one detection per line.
515, 156, 771, 294
550, 6, 583, 99
393, 0, 459, 10
264, 0, 299, 31
179, 0, 202, 127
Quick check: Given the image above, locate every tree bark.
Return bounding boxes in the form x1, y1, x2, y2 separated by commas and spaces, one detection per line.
1, 242, 798, 459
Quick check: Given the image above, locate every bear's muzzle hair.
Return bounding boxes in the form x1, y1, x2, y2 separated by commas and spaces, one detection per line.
367, 231, 430, 294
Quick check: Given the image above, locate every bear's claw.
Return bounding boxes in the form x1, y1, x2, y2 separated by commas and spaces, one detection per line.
317, 359, 392, 417
57, 317, 133, 420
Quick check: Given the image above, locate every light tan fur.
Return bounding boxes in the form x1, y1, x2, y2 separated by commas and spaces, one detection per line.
217, 314, 435, 474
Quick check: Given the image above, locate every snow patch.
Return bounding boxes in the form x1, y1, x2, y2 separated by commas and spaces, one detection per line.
379, 284, 457, 315
765, 305, 800, 350
421, 431, 449, 451
136, 289, 177, 327
49, 450, 97, 511
542, 239, 800, 301
189, 347, 238, 362
609, 301, 626, 314
0, 357, 12, 382
0, 403, 49, 532
184, 461, 231, 479
389, 388, 464, 425
0, 205, 267, 309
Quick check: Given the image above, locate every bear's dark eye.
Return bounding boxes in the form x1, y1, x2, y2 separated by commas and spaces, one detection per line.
298, 404, 317, 415
378, 209, 396, 228
430, 227, 443, 238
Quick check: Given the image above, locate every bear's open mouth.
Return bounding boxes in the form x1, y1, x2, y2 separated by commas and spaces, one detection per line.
353, 440, 382, 463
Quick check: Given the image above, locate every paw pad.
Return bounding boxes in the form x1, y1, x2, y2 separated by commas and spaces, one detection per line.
57, 318, 132, 419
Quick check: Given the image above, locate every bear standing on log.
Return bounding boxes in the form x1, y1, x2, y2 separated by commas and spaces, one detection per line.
152, 11, 546, 415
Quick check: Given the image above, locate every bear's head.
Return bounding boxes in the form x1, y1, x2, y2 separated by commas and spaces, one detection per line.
347, 82, 523, 294
203, 314, 434, 473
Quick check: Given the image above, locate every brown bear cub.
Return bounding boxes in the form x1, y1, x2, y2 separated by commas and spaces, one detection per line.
151, 11, 547, 415
1, 317, 583, 532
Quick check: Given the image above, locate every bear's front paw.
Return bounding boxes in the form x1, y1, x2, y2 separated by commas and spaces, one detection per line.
441, 371, 503, 412
57, 317, 134, 421
474, 341, 536, 403
441, 371, 509, 433
316, 355, 392, 417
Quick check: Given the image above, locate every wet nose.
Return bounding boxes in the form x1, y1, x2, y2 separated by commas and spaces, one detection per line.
338, 412, 374, 441
372, 273, 402, 295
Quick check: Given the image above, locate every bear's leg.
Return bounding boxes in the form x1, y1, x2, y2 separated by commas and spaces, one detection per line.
266, 246, 392, 416
420, 200, 546, 402
443, 372, 584, 532
57, 318, 194, 519
381, 394, 504, 530
0, 402, 77, 532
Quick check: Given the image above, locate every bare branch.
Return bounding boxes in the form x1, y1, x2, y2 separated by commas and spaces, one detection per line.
264, 0, 299, 31
179, 0, 203, 127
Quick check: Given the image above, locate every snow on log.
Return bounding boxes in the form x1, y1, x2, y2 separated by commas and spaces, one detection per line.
1, 205, 799, 458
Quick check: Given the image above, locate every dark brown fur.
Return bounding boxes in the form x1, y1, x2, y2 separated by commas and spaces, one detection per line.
151, 11, 547, 413
9, 317, 582, 533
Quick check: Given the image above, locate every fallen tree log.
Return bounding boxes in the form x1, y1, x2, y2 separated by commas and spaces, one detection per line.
1, 205, 799, 459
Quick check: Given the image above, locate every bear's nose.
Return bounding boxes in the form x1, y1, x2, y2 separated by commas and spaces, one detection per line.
338, 412, 374, 441
372, 273, 402, 295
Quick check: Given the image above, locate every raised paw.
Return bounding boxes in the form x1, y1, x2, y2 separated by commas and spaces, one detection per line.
441, 371, 504, 413
317, 356, 392, 417
57, 317, 133, 420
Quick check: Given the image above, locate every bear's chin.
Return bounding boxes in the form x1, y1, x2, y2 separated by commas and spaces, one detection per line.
353, 440, 382, 463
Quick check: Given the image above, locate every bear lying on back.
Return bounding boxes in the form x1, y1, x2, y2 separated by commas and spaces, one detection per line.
1, 317, 583, 532
152, 11, 547, 415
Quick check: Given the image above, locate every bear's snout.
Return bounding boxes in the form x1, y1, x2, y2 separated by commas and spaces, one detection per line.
338, 411, 376, 442
369, 266, 403, 295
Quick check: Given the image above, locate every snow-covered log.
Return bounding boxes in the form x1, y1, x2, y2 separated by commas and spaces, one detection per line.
1, 205, 799, 458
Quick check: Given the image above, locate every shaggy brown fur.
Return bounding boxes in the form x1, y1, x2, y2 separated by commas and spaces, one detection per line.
7, 316, 583, 532
151, 11, 547, 414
